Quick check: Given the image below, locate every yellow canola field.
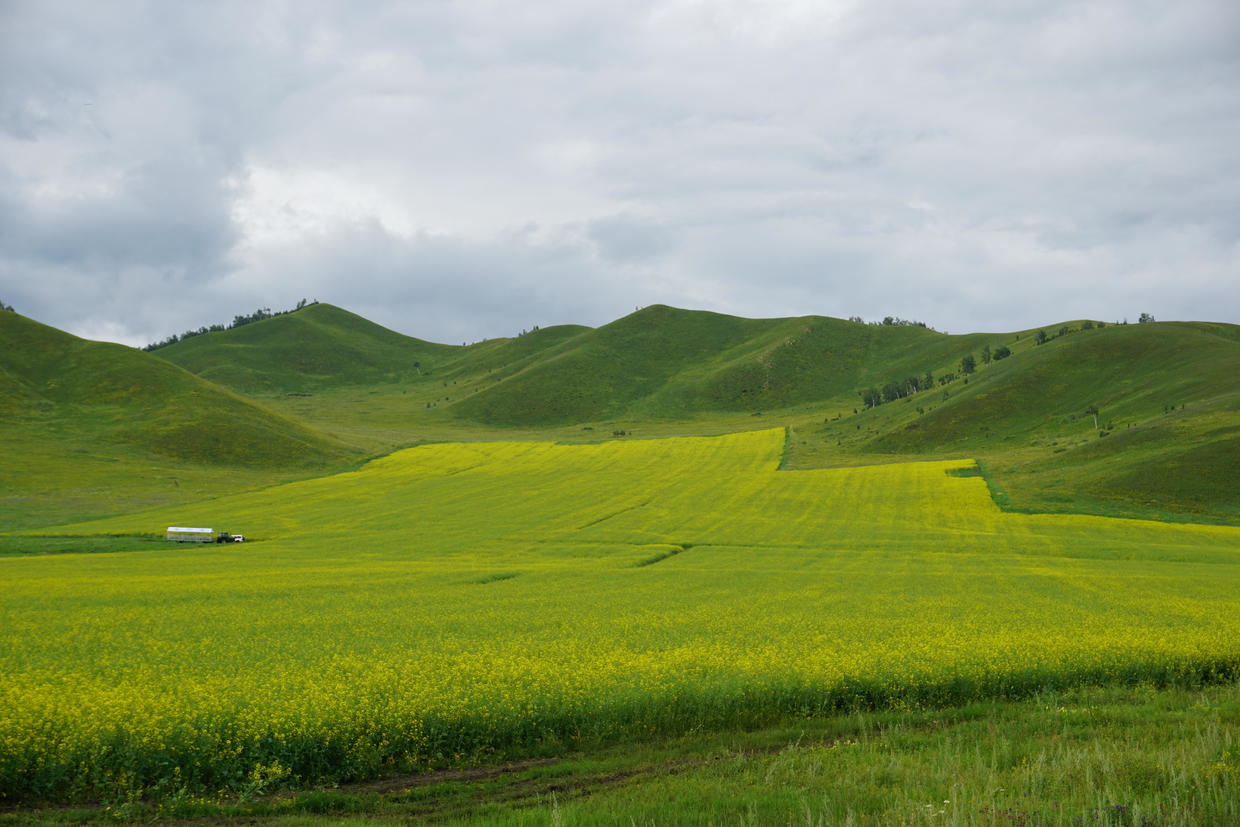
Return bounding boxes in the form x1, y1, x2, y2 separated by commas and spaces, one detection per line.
3, 428, 1238, 800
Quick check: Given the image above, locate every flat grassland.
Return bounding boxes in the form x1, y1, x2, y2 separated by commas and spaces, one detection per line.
2, 429, 1238, 807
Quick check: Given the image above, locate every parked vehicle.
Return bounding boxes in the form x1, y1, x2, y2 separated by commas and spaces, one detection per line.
166, 527, 245, 543
166, 526, 215, 543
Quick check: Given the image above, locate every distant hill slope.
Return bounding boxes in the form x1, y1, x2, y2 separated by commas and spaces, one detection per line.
450, 305, 992, 426
810, 320, 1240, 520
0, 310, 348, 469
153, 302, 462, 393
152, 303, 986, 425
867, 322, 1239, 453
25, 302, 1235, 525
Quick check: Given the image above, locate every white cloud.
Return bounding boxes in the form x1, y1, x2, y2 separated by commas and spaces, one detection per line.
1, 0, 1236, 347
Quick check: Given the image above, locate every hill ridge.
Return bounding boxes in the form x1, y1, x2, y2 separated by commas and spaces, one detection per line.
5, 304, 1237, 526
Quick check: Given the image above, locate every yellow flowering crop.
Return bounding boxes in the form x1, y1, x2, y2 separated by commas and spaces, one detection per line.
2, 429, 1237, 801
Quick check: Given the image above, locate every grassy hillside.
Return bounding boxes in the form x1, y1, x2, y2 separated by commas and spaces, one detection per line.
163, 303, 985, 429
153, 302, 462, 393
866, 322, 1236, 451
817, 321, 1240, 520
451, 306, 767, 425
204, 305, 1233, 523
449, 306, 996, 425
0, 311, 354, 529
8, 304, 1237, 525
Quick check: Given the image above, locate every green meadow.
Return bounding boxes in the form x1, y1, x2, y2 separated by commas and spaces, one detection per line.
1, 304, 1237, 822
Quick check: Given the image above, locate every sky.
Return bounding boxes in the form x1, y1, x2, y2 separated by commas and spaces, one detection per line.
2, 0, 1238, 348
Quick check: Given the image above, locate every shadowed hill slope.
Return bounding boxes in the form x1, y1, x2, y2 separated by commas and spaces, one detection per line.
450, 306, 771, 425
868, 322, 1239, 452
7, 304, 1236, 526
154, 303, 993, 427
450, 305, 996, 426
155, 302, 598, 398
846, 321, 1240, 519
0, 311, 349, 469
153, 303, 462, 393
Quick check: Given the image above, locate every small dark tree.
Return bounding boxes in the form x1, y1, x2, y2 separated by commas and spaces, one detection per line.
992, 345, 1011, 360
1035, 329, 1049, 345
960, 354, 976, 375
981, 345, 992, 365
1058, 325, 1071, 337
1084, 404, 1100, 429
860, 387, 882, 409
1082, 320, 1094, 330
1138, 312, 1155, 324
923, 370, 933, 389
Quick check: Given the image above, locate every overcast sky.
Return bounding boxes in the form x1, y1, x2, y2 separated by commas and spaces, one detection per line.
2, 0, 1238, 347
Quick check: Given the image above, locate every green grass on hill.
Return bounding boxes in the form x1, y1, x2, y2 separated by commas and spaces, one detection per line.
0, 311, 355, 530
153, 303, 460, 393
4, 305, 1237, 527
240, 308, 1238, 523
839, 322, 1240, 521
450, 306, 1002, 426
867, 322, 1237, 452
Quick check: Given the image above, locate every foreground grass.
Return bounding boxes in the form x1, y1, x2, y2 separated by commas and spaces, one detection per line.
4, 682, 1235, 825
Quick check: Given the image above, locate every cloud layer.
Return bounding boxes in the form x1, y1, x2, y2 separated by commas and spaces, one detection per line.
2, 0, 1238, 346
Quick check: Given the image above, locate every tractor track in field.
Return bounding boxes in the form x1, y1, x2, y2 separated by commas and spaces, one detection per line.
574, 498, 654, 530
0, 711, 1075, 822
277, 716, 967, 822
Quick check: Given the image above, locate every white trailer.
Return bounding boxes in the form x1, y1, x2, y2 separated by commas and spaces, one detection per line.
167, 526, 215, 543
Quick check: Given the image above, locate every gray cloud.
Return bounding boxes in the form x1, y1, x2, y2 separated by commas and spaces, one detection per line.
587, 215, 675, 264
1, 0, 1237, 348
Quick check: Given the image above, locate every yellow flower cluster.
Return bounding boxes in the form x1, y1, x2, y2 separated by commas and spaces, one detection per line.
2, 429, 1238, 800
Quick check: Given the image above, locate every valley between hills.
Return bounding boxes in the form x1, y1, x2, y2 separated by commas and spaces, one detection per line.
2, 301, 1237, 530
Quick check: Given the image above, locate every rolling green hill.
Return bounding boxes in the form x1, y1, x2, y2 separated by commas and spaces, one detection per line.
161, 302, 1232, 521
152, 302, 462, 393
866, 322, 1238, 452
0, 311, 354, 529
153, 303, 991, 426
4, 303, 1237, 527
449, 305, 998, 425
853, 322, 1240, 517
